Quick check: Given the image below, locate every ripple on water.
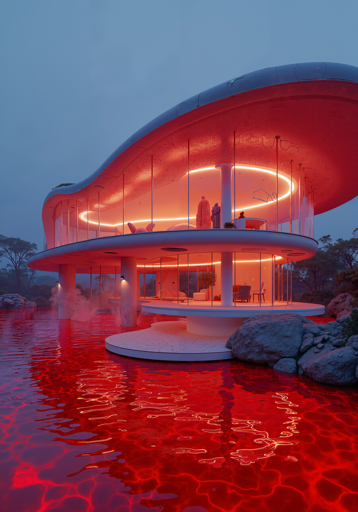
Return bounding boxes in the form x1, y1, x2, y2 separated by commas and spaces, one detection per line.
0, 308, 358, 512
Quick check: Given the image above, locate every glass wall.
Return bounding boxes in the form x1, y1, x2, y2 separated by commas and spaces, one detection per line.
48, 137, 315, 250
145, 252, 293, 307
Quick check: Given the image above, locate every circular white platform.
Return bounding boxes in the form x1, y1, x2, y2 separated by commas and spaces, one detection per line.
105, 320, 233, 361
141, 300, 325, 317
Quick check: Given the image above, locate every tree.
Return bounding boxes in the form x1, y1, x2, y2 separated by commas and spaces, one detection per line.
198, 271, 217, 290
0, 236, 37, 293
329, 229, 358, 269
94, 274, 114, 292
335, 268, 358, 305
23, 267, 37, 291
293, 249, 338, 293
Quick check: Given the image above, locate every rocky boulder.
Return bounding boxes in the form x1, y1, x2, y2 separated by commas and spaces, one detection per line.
298, 346, 358, 385
326, 293, 354, 320
273, 358, 297, 374
226, 314, 303, 365
0, 294, 36, 309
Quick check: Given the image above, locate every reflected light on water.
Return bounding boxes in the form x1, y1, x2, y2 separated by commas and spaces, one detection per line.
1, 308, 358, 512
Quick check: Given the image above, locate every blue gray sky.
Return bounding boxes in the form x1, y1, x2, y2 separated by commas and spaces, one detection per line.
1, 0, 358, 254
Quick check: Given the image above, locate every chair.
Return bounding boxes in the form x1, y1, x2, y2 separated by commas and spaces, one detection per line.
127, 222, 155, 233
234, 285, 251, 302
253, 282, 265, 302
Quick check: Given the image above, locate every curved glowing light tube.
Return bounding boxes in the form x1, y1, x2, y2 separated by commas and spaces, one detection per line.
79, 165, 295, 228
137, 256, 283, 268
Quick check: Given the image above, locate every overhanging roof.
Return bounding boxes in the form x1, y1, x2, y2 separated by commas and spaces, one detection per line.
42, 62, 358, 244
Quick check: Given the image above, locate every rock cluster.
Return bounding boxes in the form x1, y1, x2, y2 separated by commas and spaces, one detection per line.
227, 313, 358, 386
0, 294, 36, 309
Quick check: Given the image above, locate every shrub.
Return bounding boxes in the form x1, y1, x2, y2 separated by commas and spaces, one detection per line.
224, 222, 236, 229
28, 284, 53, 300
341, 309, 358, 341
299, 290, 335, 306
26, 296, 51, 307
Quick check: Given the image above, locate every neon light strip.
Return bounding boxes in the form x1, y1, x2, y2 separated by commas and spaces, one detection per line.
137, 256, 282, 268
79, 165, 294, 228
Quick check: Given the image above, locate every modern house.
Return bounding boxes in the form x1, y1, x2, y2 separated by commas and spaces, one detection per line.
28, 62, 358, 358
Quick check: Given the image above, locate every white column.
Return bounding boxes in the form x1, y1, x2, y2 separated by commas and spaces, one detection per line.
58, 264, 76, 319
216, 163, 232, 228
221, 251, 233, 307
121, 257, 137, 327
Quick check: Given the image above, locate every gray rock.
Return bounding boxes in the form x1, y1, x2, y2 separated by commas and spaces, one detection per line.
299, 346, 358, 385
0, 294, 29, 309
226, 337, 233, 349
298, 367, 304, 375
333, 339, 346, 347
273, 358, 297, 374
314, 335, 327, 345
347, 335, 358, 347
300, 337, 315, 353
317, 343, 324, 349
326, 293, 354, 319
303, 333, 314, 341
228, 313, 303, 365
302, 323, 321, 335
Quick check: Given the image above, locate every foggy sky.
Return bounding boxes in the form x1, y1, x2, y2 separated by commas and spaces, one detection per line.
1, 0, 358, 256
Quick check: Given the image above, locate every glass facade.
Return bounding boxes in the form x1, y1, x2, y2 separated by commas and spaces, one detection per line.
47, 136, 315, 250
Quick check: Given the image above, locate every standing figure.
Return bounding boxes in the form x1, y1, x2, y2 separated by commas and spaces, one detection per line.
196, 196, 211, 229
211, 203, 221, 228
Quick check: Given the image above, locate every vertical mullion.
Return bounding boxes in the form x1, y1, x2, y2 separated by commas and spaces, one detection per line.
151, 155, 153, 231
87, 198, 89, 240
98, 192, 100, 238
187, 140, 190, 230
76, 199, 78, 242
115, 267, 117, 300
90, 267, 92, 302
259, 253, 262, 307
122, 175, 125, 235
275, 136, 280, 231
290, 160, 293, 233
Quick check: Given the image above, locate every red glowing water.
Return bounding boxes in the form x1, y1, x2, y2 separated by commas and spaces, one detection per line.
0, 309, 358, 512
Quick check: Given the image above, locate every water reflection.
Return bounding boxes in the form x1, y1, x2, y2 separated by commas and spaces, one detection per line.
1, 309, 358, 512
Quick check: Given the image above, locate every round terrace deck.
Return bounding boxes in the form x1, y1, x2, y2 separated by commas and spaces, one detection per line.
105, 301, 325, 362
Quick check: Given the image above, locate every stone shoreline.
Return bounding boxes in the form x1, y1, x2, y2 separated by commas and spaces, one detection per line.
227, 313, 358, 386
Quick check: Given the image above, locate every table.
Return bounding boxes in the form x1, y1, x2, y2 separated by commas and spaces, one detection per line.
234, 218, 266, 229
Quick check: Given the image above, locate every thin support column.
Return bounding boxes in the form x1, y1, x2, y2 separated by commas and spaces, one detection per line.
120, 257, 137, 327
216, 163, 232, 228
221, 252, 233, 307
58, 264, 76, 319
